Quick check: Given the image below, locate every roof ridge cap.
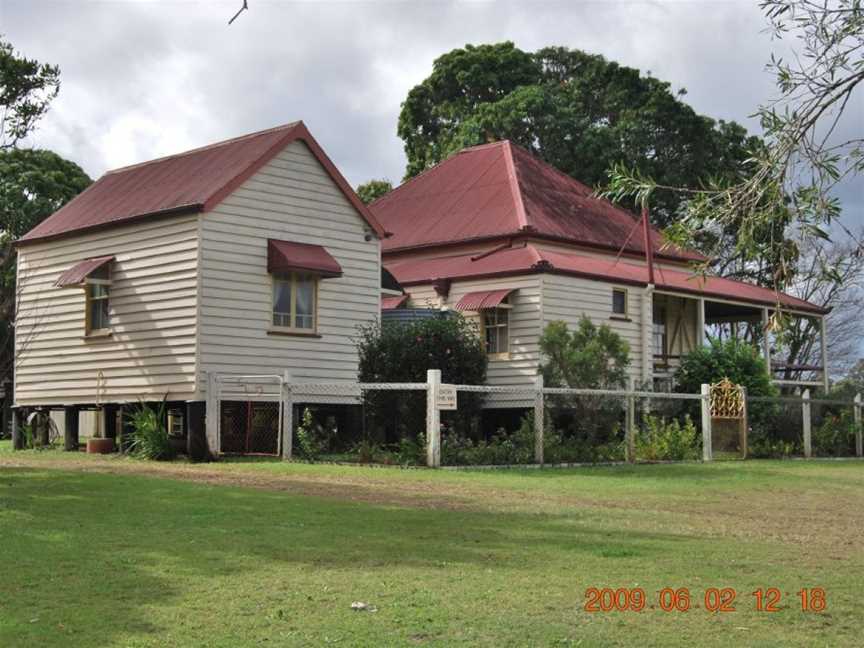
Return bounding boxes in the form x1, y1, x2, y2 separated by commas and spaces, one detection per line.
104, 121, 301, 175
503, 141, 529, 231
458, 140, 509, 153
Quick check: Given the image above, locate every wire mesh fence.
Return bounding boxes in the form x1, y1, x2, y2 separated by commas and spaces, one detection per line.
209, 372, 863, 468
219, 401, 281, 456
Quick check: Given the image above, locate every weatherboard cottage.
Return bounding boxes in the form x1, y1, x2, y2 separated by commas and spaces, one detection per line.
371, 140, 830, 408
14, 122, 385, 454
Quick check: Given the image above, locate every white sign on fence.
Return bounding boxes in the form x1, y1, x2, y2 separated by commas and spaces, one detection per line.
437, 384, 457, 410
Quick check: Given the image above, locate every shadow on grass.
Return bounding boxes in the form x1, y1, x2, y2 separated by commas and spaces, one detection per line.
0, 466, 692, 647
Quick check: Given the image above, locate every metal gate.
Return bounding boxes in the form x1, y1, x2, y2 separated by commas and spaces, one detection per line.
209, 373, 287, 457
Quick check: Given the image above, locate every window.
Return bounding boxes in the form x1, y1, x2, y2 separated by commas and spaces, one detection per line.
653, 303, 667, 357
167, 409, 185, 438
612, 288, 628, 317
272, 272, 317, 332
483, 308, 510, 356
85, 264, 112, 335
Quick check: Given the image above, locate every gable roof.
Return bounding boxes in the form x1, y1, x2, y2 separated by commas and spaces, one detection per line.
19, 121, 387, 245
384, 243, 828, 315
370, 140, 702, 263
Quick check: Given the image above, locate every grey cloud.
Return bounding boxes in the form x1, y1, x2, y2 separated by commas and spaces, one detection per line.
2, 0, 860, 228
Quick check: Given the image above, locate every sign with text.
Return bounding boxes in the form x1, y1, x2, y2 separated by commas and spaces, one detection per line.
437, 384, 457, 410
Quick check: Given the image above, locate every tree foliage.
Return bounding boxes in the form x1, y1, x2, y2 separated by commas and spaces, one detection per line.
606, 0, 864, 301
539, 317, 630, 389
0, 37, 61, 149
538, 317, 631, 446
355, 178, 393, 204
398, 42, 760, 227
356, 315, 487, 443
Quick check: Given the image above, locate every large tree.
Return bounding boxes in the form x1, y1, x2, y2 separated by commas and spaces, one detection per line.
0, 37, 61, 149
398, 42, 761, 227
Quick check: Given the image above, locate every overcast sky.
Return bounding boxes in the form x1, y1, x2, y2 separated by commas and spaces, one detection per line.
2, 0, 862, 229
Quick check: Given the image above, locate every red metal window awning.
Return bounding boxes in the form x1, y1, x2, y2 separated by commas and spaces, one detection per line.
55, 255, 115, 288
454, 288, 515, 311
267, 239, 342, 278
381, 294, 409, 310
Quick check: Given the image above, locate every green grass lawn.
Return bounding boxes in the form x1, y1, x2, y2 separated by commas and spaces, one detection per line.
1, 441, 862, 647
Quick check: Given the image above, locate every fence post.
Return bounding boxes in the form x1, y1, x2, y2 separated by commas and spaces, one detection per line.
426, 369, 441, 468
281, 370, 293, 460
625, 377, 636, 464
534, 374, 544, 464
853, 393, 861, 458
205, 371, 218, 458
701, 384, 712, 461
739, 386, 748, 460
802, 388, 812, 459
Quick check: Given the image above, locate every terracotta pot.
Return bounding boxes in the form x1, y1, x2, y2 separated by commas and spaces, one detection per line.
86, 438, 115, 454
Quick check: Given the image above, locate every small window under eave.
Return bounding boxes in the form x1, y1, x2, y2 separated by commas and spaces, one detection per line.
267, 239, 342, 278
55, 255, 115, 288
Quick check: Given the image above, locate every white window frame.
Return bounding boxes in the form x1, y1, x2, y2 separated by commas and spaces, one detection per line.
270, 272, 320, 335
481, 302, 512, 359
84, 267, 112, 337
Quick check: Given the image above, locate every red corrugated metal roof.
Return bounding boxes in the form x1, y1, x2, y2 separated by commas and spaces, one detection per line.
385, 244, 827, 314
19, 122, 387, 245
54, 255, 115, 287
371, 140, 702, 263
268, 239, 342, 277
454, 289, 515, 311
381, 294, 409, 310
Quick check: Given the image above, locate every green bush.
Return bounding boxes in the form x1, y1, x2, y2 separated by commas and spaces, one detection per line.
674, 338, 779, 442
539, 317, 631, 447
636, 415, 700, 461
749, 437, 801, 459
440, 413, 626, 466
356, 314, 487, 444
125, 401, 175, 461
295, 408, 332, 461
812, 411, 857, 457
397, 432, 426, 466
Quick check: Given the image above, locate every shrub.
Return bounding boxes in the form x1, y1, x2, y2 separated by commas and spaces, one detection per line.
674, 338, 779, 442
355, 314, 487, 444
295, 408, 332, 461
125, 401, 175, 461
441, 423, 535, 466
636, 415, 700, 461
397, 432, 426, 466
539, 317, 630, 446
812, 411, 857, 457
749, 437, 801, 459
439, 413, 626, 466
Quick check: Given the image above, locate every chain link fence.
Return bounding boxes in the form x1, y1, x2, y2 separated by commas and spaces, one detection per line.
208, 372, 863, 468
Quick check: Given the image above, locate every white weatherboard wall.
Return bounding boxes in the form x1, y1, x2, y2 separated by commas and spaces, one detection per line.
198, 140, 380, 394
541, 274, 646, 384
15, 215, 199, 406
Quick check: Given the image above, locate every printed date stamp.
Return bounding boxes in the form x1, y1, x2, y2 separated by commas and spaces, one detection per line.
584, 587, 826, 613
